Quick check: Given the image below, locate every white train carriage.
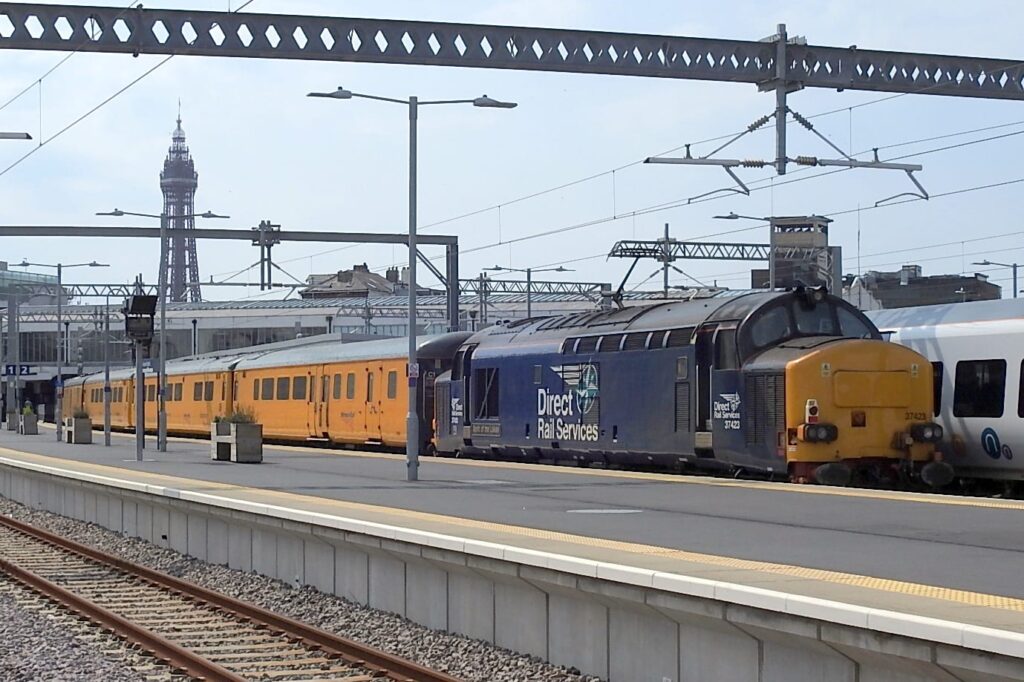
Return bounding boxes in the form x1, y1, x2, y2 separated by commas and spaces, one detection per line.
868, 300, 1024, 481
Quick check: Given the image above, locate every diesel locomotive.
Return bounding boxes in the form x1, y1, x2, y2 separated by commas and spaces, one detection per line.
434, 288, 952, 486
64, 288, 951, 486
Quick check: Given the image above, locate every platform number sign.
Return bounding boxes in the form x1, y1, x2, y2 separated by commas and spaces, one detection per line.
2, 364, 36, 377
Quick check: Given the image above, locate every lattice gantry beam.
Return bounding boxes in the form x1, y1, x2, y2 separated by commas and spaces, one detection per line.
1, 3, 1023, 99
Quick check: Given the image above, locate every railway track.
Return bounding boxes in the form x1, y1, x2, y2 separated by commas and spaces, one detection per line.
0, 513, 460, 682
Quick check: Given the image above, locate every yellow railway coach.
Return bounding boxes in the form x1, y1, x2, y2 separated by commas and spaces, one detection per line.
64, 334, 470, 449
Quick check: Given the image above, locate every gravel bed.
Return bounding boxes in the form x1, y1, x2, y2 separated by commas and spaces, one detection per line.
0, 498, 602, 682
0, 578, 157, 682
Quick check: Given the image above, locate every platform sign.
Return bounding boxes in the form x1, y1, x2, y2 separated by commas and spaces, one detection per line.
2, 364, 37, 377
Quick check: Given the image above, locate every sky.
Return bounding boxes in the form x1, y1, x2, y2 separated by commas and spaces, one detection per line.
1, 0, 1024, 301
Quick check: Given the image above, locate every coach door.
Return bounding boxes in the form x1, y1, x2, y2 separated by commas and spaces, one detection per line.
315, 366, 331, 438
694, 324, 716, 452
364, 365, 383, 443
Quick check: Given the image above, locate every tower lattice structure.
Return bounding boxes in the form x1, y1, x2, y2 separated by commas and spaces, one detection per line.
160, 115, 201, 302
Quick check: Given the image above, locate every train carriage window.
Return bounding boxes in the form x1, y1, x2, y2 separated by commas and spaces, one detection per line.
332, 374, 342, 400
1019, 361, 1024, 418
346, 373, 356, 400
932, 362, 944, 416
147, 385, 155, 402
193, 382, 203, 401
576, 336, 599, 354
452, 350, 466, 378
321, 376, 328, 402
387, 371, 397, 399
954, 360, 1006, 418
793, 302, 837, 335
366, 373, 374, 402
261, 378, 274, 401
253, 379, 259, 400
750, 305, 792, 348
204, 381, 214, 401
837, 306, 875, 339
292, 376, 307, 400
276, 377, 290, 401
173, 383, 180, 401
598, 334, 624, 352
474, 368, 500, 419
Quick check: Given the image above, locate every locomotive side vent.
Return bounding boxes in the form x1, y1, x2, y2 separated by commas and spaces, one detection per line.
436, 382, 451, 436
675, 382, 691, 432
744, 373, 785, 446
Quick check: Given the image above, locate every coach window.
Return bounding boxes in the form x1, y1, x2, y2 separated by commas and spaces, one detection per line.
474, 367, 500, 419
346, 373, 356, 400
366, 373, 374, 402
333, 374, 342, 400
953, 360, 1006, 418
293, 376, 307, 400
176, 383, 183, 401
932, 362, 944, 416
276, 377, 290, 401
204, 381, 214, 401
1019, 361, 1024, 418
387, 371, 398, 399
148, 385, 156, 402
261, 378, 274, 401
253, 379, 259, 400
193, 382, 203, 401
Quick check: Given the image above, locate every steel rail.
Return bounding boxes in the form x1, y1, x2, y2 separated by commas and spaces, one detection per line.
0, 513, 462, 682
0, 555, 245, 682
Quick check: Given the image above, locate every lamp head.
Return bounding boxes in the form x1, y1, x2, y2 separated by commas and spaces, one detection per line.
484, 265, 506, 272
713, 213, 739, 220
96, 208, 125, 217
972, 260, 992, 266
307, 86, 353, 100
88, 262, 110, 268
473, 95, 517, 109
199, 211, 230, 219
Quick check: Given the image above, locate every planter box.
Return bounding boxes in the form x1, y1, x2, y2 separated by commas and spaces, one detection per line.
18, 414, 37, 435
64, 417, 93, 444
210, 422, 263, 463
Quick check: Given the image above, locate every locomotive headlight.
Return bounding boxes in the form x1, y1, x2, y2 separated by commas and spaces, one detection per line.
922, 425, 934, 440
933, 425, 943, 440
910, 422, 944, 443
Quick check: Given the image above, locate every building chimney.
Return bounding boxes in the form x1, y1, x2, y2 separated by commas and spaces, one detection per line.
338, 270, 354, 284
353, 263, 370, 273
385, 267, 399, 283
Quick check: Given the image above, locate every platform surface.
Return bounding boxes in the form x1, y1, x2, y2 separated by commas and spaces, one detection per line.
2, 426, 1024, 639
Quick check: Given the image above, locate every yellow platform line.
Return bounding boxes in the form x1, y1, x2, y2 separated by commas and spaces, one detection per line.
48, 423, 1024, 512
0, 445, 1021, 613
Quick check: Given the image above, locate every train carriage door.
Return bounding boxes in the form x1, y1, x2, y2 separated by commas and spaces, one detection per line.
364, 365, 383, 443
461, 345, 477, 428
316, 366, 330, 438
694, 324, 717, 452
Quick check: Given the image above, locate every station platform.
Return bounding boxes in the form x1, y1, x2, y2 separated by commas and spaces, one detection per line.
0, 426, 1022, 680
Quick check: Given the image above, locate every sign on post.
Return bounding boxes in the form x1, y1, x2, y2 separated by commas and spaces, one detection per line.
2, 364, 37, 376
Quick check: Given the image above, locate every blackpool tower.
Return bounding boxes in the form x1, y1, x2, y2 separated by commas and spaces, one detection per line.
160, 113, 201, 302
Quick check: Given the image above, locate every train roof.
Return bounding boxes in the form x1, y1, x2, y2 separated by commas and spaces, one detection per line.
465, 290, 789, 357
867, 298, 1024, 329
233, 332, 472, 371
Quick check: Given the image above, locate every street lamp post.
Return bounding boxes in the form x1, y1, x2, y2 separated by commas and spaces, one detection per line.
14, 260, 108, 439
484, 265, 573, 318
713, 212, 776, 290
98, 208, 229, 451
973, 260, 1018, 299
308, 86, 516, 482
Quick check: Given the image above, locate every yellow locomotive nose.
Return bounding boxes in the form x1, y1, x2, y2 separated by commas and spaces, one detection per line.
784, 339, 941, 485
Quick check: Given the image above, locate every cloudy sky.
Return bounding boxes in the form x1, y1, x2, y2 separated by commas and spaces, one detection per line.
1, 0, 1023, 300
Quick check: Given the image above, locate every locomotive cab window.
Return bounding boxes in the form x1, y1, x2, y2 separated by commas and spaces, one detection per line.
954, 359, 1006, 418
792, 302, 837, 336
837, 306, 875, 339
749, 305, 791, 349
932, 362, 944, 416
474, 367, 500, 419
714, 328, 739, 370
